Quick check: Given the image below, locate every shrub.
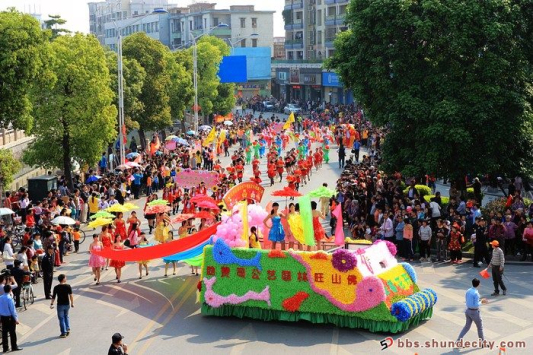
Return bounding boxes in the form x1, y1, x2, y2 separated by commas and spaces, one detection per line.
481, 197, 533, 219
423, 195, 450, 205
403, 184, 432, 197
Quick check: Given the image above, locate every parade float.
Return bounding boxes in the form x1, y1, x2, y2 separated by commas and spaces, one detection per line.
199, 239, 437, 333
94, 181, 437, 333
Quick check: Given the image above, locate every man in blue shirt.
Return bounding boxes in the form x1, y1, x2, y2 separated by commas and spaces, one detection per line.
352, 140, 361, 163
99, 153, 108, 174
0, 285, 22, 352
132, 170, 143, 199
456, 278, 488, 345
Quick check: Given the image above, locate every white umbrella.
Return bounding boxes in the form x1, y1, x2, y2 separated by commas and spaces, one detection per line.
51, 216, 76, 225
0, 208, 15, 216
199, 125, 211, 131
224, 121, 233, 126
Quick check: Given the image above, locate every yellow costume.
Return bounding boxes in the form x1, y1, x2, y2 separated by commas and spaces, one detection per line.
287, 213, 306, 244
137, 241, 150, 265
154, 222, 170, 243
249, 231, 262, 249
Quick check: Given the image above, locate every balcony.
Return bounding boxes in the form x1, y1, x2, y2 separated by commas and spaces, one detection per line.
284, 0, 303, 10
325, 38, 335, 48
284, 39, 304, 49
325, 0, 335, 4
336, 0, 349, 3
284, 19, 303, 31
325, 14, 346, 26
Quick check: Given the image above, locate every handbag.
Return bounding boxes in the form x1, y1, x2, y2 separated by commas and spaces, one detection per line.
2, 251, 14, 262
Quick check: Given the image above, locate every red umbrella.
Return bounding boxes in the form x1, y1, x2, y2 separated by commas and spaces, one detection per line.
191, 194, 217, 205
173, 213, 195, 223
271, 187, 302, 198
145, 205, 172, 214
194, 211, 216, 220
196, 200, 220, 211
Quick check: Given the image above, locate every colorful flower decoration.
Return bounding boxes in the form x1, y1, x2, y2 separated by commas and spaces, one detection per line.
374, 240, 397, 256
390, 288, 437, 322
203, 277, 271, 308
282, 291, 310, 312
400, 262, 417, 283
268, 249, 286, 258
213, 239, 262, 271
332, 249, 357, 272
310, 251, 330, 260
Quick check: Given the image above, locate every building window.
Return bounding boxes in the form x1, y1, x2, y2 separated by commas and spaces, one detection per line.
317, 10, 322, 26
317, 30, 322, 44
252, 38, 257, 47
134, 11, 138, 16
241, 39, 246, 47
204, 18, 207, 29
214, 17, 219, 26
190, 20, 193, 30
252, 18, 257, 28
240, 18, 246, 28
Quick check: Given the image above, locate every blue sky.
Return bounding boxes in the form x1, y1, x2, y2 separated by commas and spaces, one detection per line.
0, 0, 285, 36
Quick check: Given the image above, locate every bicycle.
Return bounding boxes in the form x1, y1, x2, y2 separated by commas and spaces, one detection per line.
22, 278, 35, 310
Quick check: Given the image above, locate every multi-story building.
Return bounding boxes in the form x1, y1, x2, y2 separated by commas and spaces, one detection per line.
283, 0, 348, 61
89, 2, 274, 54
88, 0, 172, 46
273, 37, 286, 60
275, 0, 352, 104
168, 3, 274, 54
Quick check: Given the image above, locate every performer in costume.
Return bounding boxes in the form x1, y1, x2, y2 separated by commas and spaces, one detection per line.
311, 201, 327, 249
263, 202, 286, 250
154, 212, 171, 243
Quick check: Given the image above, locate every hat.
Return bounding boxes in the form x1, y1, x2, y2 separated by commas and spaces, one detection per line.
490, 240, 500, 247
112, 333, 124, 343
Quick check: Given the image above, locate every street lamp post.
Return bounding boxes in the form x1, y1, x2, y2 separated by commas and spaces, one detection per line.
115, 8, 167, 165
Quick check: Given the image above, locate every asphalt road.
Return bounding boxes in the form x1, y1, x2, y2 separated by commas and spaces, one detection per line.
13, 140, 533, 355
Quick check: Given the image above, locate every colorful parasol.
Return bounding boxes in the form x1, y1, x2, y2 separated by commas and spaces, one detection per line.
194, 211, 216, 220
196, 200, 220, 211
106, 204, 130, 213
88, 218, 114, 229
308, 186, 337, 198
173, 213, 195, 223
165, 135, 179, 141
271, 187, 302, 198
145, 205, 172, 214
191, 194, 217, 205
147, 199, 169, 207
90, 211, 115, 220
123, 202, 139, 211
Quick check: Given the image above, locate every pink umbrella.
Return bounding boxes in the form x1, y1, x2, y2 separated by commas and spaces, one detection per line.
196, 201, 220, 211
190, 194, 217, 205
165, 140, 177, 151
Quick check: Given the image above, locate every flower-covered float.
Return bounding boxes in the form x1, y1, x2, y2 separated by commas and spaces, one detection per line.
199, 239, 437, 333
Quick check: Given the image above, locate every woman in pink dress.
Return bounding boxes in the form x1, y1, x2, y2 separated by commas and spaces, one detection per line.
88, 235, 106, 285
109, 235, 127, 283
114, 212, 127, 240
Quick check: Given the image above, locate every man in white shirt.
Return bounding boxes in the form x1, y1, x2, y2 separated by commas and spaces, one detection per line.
381, 214, 394, 242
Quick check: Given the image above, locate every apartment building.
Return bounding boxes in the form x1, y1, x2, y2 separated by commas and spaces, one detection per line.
283, 0, 348, 61
168, 3, 274, 54
275, 0, 352, 104
273, 37, 286, 60
88, 0, 172, 46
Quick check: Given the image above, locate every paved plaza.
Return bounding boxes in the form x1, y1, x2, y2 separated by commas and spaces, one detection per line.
10, 146, 532, 355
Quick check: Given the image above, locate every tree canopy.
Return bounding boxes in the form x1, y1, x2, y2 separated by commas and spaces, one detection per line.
327, 0, 533, 179
105, 50, 146, 131
24, 34, 117, 188
0, 9, 50, 132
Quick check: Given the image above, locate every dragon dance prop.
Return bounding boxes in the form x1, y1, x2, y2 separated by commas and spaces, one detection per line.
199, 239, 437, 333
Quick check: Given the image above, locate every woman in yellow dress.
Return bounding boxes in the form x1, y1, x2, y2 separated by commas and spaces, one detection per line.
154, 212, 171, 243
137, 233, 150, 279
287, 203, 305, 250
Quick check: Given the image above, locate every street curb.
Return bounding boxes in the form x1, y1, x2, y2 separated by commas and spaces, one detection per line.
461, 252, 533, 265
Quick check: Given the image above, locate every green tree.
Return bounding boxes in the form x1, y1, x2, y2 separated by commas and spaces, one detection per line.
327, 0, 533, 182
0, 149, 22, 207
24, 34, 117, 189
0, 9, 49, 132
122, 33, 173, 146
44, 14, 70, 39
105, 50, 146, 131
212, 83, 236, 115
167, 57, 194, 125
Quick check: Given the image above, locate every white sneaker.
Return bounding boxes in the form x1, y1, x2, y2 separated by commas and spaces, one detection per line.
477, 261, 483, 266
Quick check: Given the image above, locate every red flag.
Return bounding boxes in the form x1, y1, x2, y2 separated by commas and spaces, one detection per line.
122, 125, 127, 144
332, 204, 345, 246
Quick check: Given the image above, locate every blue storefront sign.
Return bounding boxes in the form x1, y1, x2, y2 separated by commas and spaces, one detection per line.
322, 72, 342, 87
